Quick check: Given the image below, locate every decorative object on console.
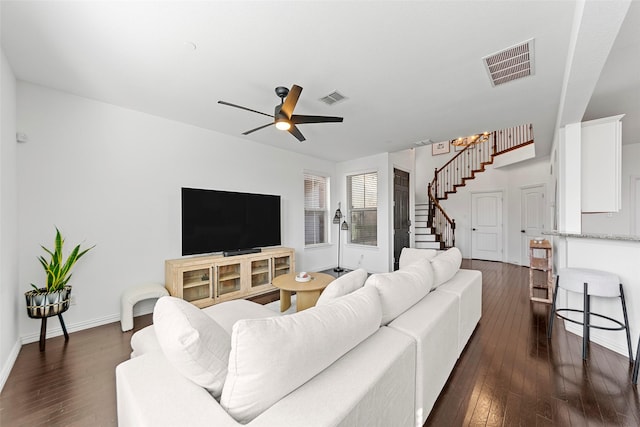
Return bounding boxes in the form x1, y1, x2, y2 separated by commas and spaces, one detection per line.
25, 227, 94, 351
333, 203, 349, 272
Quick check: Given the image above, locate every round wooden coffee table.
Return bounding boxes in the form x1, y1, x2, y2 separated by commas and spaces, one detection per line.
272, 272, 334, 312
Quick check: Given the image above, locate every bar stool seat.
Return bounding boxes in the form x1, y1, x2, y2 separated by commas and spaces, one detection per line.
547, 267, 633, 363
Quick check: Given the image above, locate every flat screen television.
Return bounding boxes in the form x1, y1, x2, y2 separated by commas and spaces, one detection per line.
181, 187, 281, 256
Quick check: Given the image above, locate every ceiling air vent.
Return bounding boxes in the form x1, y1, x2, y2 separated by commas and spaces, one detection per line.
319, 90, 347, 106
483, 38, 535, 87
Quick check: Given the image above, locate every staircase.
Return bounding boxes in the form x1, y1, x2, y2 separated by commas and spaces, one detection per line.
414, 203, 444, 250
426, 124, 534, 248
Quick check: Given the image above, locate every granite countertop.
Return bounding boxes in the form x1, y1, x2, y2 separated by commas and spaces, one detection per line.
543, 230, 640, 242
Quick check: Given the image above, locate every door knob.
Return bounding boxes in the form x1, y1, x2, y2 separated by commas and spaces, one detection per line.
472, 228, 476, 231
521, 230, 525, 233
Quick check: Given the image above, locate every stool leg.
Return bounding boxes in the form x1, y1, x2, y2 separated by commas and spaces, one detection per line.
547, 275, 560, 339
39, 317, 47, 352
58, 313, 69, 341
583, 282, 589, 361
633, 336, 639, 385
619, 284, 633, 364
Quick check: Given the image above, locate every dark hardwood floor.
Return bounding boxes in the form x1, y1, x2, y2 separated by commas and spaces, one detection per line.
1, 260, 638, 426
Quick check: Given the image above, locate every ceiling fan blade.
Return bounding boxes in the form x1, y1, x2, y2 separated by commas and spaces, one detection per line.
218, 101, 274, 118
290, 114, 344, 124
287, 125, 306, 142
281, 85, 302, 118
242, 122, 273, 135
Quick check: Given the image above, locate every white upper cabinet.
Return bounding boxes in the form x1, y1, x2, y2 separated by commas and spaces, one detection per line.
581, 115, 624, 213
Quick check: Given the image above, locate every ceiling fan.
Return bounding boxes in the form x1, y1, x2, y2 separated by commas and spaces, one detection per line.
218, 85, 343, 142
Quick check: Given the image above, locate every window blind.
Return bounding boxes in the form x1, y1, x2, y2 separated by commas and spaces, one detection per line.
304, 173, 328, 245
348, 172, 377, 246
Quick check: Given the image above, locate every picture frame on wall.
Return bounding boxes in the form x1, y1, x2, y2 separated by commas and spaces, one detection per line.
431, 141, 450, 156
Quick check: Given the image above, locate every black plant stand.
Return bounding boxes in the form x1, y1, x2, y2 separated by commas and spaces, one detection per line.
39, 313, 69, 352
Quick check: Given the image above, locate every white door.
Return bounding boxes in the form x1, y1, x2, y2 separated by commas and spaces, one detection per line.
520, 185, 545, 266
471, 191, 503, 261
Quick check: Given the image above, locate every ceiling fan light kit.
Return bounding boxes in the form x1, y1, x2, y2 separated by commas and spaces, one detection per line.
218, 84, 344, 142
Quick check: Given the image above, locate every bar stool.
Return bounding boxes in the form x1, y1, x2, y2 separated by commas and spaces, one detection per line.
633, 336, 639, 384
547, 267, 633, 362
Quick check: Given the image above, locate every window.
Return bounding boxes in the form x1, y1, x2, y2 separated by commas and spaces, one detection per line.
348, 172, 377, 246
304, 173, 328, 246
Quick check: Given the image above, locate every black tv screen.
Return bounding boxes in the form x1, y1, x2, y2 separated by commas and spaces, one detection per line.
181, 187, 281, 256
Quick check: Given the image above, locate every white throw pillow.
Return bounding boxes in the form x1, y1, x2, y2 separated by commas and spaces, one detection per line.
398, 248, 438, 269
153, 296, 231, 399
365, 257, 434, 325
316, 268, 368, 305
220, 286, 382, 423
431, 247, 462, 288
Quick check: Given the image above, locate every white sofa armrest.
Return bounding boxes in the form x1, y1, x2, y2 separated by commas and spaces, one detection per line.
116, 352, 240, 427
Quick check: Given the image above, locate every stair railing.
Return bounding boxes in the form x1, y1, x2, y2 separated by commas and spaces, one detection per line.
428, 183, 456, 248
427, 124, 534, 248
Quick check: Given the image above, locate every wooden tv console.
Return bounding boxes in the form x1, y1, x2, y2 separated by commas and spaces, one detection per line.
165, 247, 295, 308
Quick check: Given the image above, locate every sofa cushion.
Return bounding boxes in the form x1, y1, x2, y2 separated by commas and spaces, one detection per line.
431, 247, 462, 288
130, 325, 160, 358
365, 257, 434, 325
153, 296, 231, 399
220, 285, 382, 423
316, 268, 368, 305
130, 299, 274, 359
200, 299, 276, 334
399, 248, 438, 269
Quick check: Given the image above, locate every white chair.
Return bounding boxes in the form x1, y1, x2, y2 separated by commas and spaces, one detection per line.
547, 268, 633, 362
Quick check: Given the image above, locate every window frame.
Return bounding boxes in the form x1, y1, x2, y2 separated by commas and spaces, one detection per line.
303, 172, 330, 247
347, 171, 378, 247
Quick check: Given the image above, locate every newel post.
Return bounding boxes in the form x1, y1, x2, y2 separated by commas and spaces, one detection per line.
451, 219, 456, 248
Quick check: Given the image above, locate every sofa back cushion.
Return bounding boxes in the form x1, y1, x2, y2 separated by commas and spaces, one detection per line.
431, 247, 462, 288
220, 286, 382, 423
365, 257, 434, 325
399, 248, 438, 269
316, 268, 368, 305
153, 296, 231, 399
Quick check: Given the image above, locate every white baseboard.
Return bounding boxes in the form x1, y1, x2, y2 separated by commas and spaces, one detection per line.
0, 340, 21, 393
20, 313, 121, 344
564, 323, 632, 358
20, 302, 157, 345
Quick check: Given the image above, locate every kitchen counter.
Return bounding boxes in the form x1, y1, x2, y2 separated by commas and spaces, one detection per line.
543, 230, 640, 242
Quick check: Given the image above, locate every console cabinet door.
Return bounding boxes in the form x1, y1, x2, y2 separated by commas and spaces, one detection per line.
178, 266, 213, 307
215, 260, 243, 302
249, 257, 272, 293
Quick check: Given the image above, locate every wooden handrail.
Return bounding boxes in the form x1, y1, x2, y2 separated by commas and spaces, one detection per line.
428, 183, 456, 248
427, 124, 534, 248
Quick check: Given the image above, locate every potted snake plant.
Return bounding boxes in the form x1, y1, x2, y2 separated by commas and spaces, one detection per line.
25, 227, 94, 319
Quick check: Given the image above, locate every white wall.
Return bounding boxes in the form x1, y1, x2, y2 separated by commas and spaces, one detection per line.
0, 49, 20, 392
16, 83, 337, 342
581, 142, 640, 235
414, 143, 550, 263
336, 152, 392, 274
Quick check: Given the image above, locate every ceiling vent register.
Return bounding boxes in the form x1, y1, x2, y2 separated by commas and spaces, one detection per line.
319, 91, 347, 106
483, 38, 535, 87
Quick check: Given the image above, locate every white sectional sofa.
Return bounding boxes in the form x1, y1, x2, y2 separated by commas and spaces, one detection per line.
116, 247, 482, 426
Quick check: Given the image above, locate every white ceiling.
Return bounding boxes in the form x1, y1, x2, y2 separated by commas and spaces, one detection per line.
1, 1, 638, 162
